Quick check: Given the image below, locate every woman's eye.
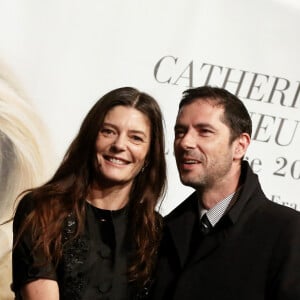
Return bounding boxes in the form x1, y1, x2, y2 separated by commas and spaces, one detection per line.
100, 128, 115, 136
131, 135, 144, 142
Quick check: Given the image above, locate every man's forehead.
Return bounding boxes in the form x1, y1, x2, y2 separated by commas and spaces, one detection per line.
178, 99, 224, 115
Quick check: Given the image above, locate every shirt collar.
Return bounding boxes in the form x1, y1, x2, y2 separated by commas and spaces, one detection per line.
198, 192, 236, 227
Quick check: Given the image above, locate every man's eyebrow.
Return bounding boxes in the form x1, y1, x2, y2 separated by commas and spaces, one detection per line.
174, 122, 215, 129
194, 123, 215, 129
174, 124, 186, 130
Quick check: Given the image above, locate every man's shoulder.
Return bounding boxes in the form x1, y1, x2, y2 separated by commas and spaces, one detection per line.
261, 199, 300, 224
164, 191, 198, 222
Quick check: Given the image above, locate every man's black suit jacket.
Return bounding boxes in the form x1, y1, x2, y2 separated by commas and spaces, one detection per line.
151, 161, 300, 300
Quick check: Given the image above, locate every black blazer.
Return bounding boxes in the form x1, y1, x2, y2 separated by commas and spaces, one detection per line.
151, 161, 300, 300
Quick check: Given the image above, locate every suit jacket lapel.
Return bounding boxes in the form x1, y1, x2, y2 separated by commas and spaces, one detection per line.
165, 161, 265, 270
165, 193, 198, 268
187, 229, 224, 266
167, 200, 231, 268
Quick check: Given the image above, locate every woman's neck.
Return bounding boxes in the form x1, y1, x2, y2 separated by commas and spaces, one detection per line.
86, 182, 132, 210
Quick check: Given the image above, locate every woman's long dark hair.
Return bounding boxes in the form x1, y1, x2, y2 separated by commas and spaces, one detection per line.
15, 87, 167, 287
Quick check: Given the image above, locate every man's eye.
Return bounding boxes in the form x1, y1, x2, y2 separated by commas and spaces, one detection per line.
200, 129, 213, 135
174, 131, 185, 138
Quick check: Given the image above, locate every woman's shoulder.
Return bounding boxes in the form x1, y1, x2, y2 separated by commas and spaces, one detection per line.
13, 192, 36, 231
15, 192, 35, 215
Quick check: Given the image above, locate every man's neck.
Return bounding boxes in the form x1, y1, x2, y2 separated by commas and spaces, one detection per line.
197, 168, 241, 210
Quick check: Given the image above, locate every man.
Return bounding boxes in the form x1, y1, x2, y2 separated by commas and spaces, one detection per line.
151, 86, 300, 299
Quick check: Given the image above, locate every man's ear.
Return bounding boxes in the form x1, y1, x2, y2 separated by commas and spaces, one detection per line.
233, 133, 251, 159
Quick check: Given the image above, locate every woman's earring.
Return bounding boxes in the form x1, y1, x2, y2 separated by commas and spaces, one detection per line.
141, 161, 148, 173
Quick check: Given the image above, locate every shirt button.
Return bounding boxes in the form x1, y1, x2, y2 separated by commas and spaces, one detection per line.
98, 247, 112, 259
98, 281, 112, 293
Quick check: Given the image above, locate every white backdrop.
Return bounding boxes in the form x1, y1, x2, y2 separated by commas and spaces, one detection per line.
1, 0, 300, 213
0, 1, 300, 298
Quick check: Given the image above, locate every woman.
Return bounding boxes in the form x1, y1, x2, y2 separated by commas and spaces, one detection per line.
12, 87, 167, 300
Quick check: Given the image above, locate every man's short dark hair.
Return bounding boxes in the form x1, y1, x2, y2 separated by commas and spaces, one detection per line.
179, 86, 252, 141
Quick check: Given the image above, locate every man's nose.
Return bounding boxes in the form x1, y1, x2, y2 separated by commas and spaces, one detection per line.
178, 132, 197, 149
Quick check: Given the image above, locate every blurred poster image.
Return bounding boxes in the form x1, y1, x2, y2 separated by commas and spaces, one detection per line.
0, 66, 54, 300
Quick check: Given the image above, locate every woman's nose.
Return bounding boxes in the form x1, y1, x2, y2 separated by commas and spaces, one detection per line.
111, 134, 127, 151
